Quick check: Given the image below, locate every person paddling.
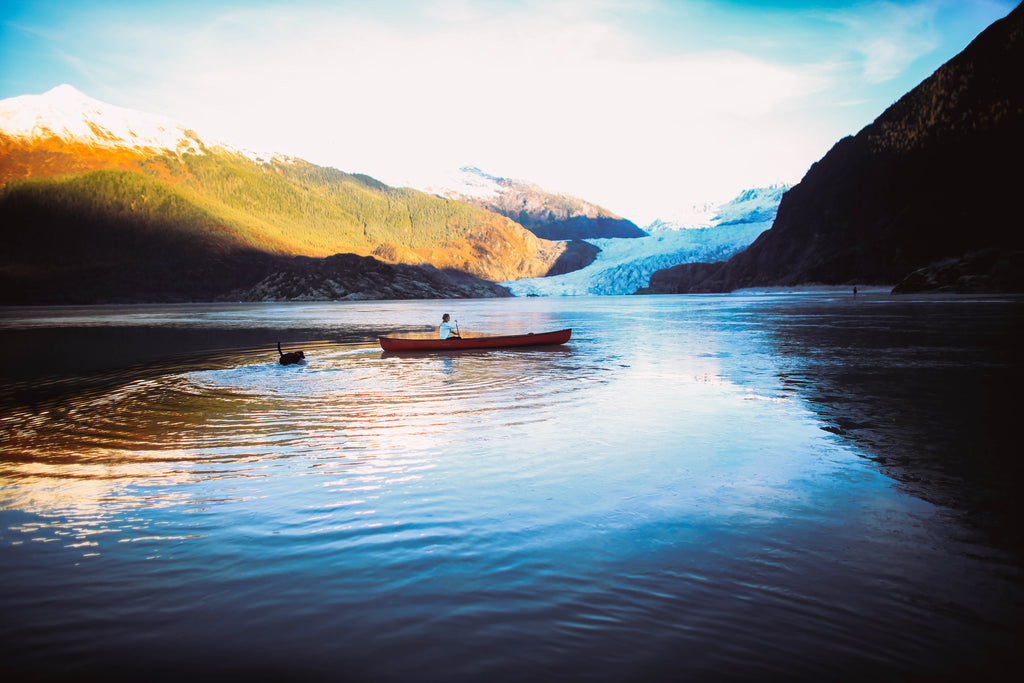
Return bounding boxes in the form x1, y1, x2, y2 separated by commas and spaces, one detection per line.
439, 313, 461, 340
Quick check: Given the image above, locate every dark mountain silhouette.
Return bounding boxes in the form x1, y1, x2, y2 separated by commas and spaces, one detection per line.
642, 2, 1024, 294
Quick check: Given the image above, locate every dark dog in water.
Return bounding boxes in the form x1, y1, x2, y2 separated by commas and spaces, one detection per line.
278, 342, 306, 366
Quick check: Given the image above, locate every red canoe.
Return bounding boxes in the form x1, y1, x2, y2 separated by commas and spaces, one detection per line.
379, 328, 572, 352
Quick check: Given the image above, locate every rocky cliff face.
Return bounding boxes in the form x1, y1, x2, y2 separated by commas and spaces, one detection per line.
644, 3, 1024, 294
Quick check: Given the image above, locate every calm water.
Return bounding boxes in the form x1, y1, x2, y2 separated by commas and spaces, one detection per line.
1, 293, 1022, 681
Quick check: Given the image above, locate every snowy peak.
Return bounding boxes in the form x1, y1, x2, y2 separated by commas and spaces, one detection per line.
647, 184, 790, 231
0, 84, 273, 161
424, 166, 593, 210
713, 184, 790, 225
0, 84, 203, 154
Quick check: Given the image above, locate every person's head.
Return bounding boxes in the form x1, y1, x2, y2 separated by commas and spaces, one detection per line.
442, 313, 451, 322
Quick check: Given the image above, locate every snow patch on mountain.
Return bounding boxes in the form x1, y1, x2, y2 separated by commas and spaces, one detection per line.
421, 166, 505, 200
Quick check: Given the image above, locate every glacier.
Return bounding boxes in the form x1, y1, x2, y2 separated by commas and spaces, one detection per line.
501, 223, 771, 296
501, 185, 786, 296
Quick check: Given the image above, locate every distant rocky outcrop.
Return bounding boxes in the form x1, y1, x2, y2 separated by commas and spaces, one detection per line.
227, 253, 511, 302
527, 215, 644, 241
891, 249, 1024, 293
544, 240, 602, 276
643, 3, 1024, 294
425, 167, 646, 241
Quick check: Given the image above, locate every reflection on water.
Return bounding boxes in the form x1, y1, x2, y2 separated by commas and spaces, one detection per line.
759, 295, 1024, 544
1, 294, 1022, 681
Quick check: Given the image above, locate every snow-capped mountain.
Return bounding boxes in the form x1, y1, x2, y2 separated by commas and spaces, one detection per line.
0, 84, 263, 160
503, 186, 786, 296
420, 166, 646, 240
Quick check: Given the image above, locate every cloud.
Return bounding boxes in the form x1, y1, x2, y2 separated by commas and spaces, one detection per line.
826, 1, 940, 83
82, 2, 821, 223
2, 0, 897, 222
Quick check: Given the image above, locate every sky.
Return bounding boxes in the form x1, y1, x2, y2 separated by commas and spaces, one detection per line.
0, 0, 1016, 226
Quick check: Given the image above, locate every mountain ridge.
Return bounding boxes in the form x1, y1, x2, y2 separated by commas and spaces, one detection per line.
424, 166, 646, 241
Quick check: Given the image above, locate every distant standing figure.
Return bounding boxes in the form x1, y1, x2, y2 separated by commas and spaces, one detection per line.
439, 313, 460, 340
278, 342, 306, 365
853, 286, 858, 298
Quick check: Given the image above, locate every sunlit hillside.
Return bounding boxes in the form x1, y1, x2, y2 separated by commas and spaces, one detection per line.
0, 85, 570, 294
1, 143, 566, 284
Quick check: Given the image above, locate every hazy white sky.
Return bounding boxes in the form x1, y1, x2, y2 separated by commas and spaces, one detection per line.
0, 0, 1015, 225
